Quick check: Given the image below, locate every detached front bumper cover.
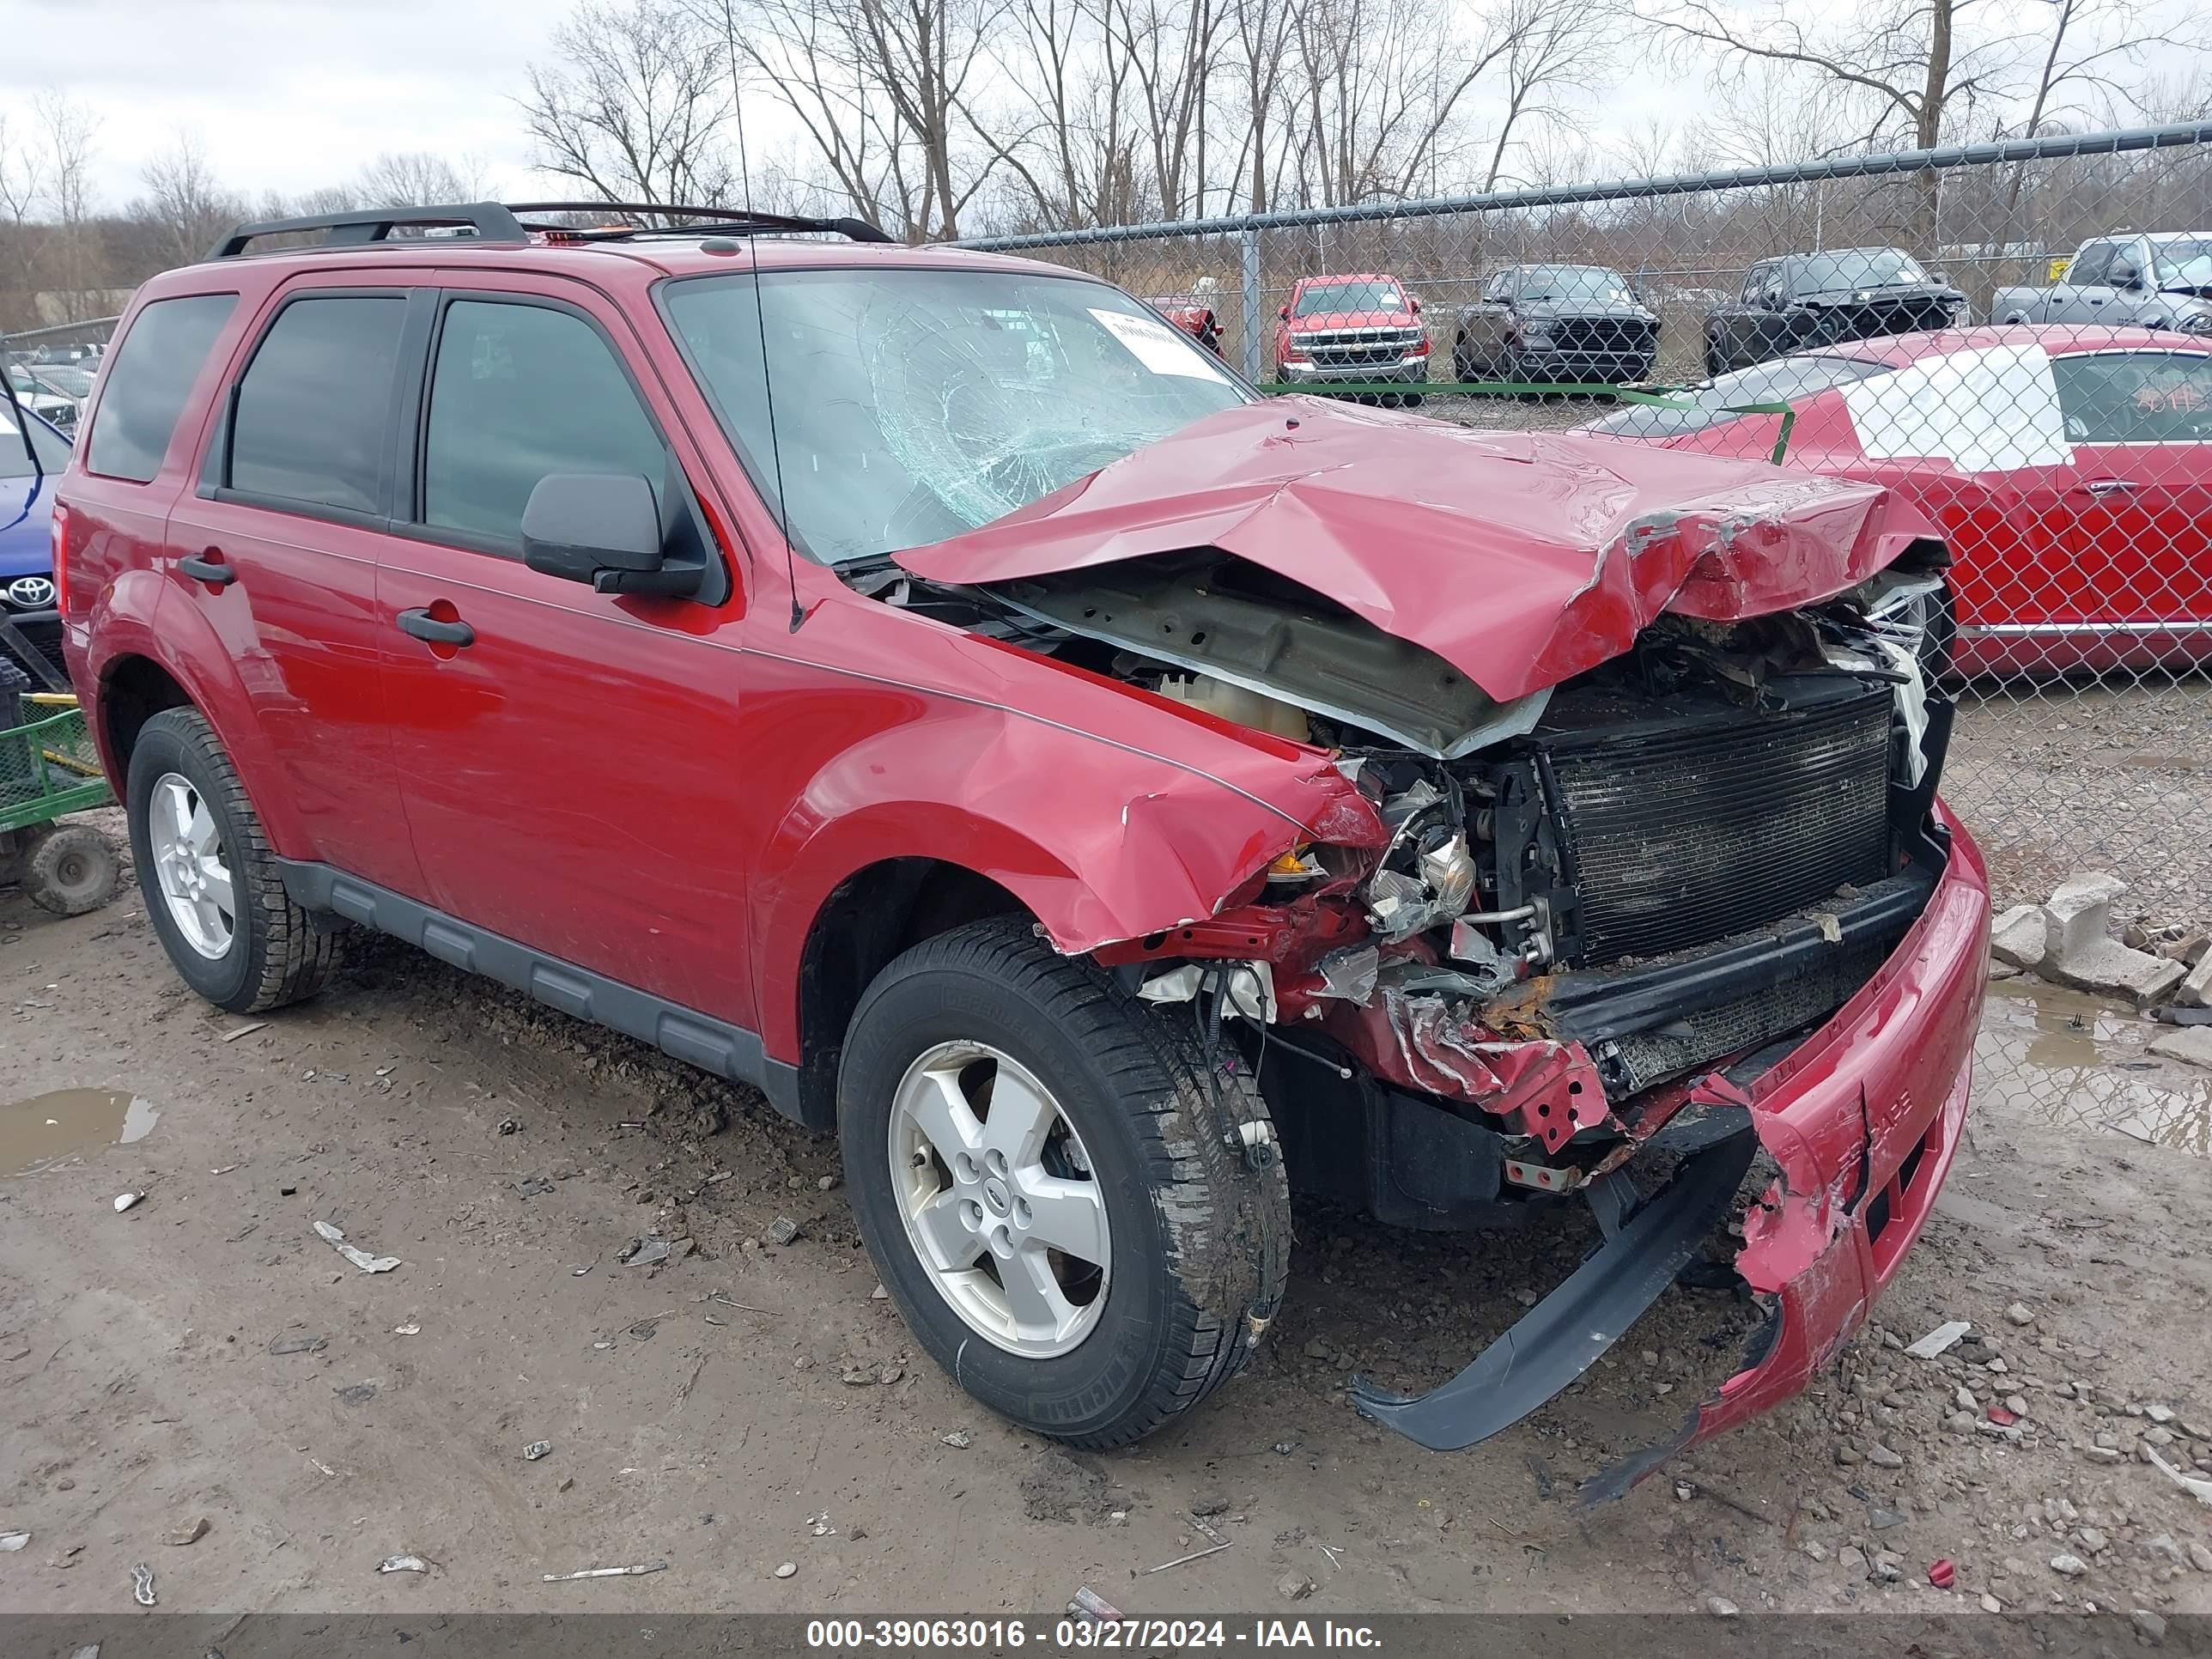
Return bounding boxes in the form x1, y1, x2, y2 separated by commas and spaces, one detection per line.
1349, 807, 1990, 1497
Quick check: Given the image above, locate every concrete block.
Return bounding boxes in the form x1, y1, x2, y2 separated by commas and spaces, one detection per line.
1990, 903, 2045, 970
2041, 939, 2185, 1010
2042, 871, 2128, 965
2148, 1025, 2212, 1071
2178, 951, 2212, 1011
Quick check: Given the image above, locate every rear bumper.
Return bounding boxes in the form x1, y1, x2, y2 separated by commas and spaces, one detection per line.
1587, 802, 1990, 1495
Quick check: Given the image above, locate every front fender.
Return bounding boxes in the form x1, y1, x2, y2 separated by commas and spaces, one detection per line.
750, 698, 1379, 1062
77, 573, 316, 858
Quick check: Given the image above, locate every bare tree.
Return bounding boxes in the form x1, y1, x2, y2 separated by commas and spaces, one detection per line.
136, 131, 243, 267
1481, 0, 1617, 189
521, 0, 737, 206
32, 92, 106, 321
356, 152, 491, 205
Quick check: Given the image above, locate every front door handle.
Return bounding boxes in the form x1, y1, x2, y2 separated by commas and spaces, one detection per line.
178, 552, 237, 586
397, 608, 476, 647
2076, 478, 2140, 498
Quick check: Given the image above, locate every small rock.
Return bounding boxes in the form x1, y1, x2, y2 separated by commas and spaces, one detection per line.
1835, 1445, 1865, 1466
2050, 1553, 2089, 1578
1802, 1540, 1829, 1561
764, 1217, 801, 1247
1190, 1494, 1231, 1517
941, 1431, 972, 1449
774, 1561, 797, 1579
2146, 1535, 2186, 1569
1867, 1443, 1904, 1469
2131, 1609, 2167, 1644
2190, 1541, 2212, 1573
161, 1517, 209, 1547
1955, 1385, 1979, 1413
1980, 1593, 2002, 1613
878, 1364, 904, 1385
2004, 1302, 2034, 1327
2079, 1528, 2109, 1553
817, 1175, 839, 1191
1277, 1572, 1316, 1602
870, 1284, 889, 1300
1839, 1547, 1868, 1575
1303, 1338, 1330, 1359
1705, 1594, 1740, 1616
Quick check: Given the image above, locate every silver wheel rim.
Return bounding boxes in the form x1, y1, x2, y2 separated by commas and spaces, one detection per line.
888, 1041, 1111, 1358
148, 772, 234, 959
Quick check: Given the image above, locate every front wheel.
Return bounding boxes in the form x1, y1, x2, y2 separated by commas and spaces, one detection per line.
838, 918, 1290, 1449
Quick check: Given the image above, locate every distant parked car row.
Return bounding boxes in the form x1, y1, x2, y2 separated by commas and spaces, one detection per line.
1150, 233, 2211, 397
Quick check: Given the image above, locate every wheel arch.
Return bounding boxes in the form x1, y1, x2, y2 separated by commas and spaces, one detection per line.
790, 856, 1030, 1132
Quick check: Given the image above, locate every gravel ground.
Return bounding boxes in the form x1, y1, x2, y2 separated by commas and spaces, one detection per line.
4, 852, 2210, 1620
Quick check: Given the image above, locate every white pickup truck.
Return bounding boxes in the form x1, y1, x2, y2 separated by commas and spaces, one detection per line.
1991, 232, 2212, 333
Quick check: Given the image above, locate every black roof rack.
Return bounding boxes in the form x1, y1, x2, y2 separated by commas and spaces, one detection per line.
206, 199, 896, 261
505, 202, 896, 245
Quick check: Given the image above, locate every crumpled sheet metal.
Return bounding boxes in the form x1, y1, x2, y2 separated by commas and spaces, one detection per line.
896, 398, 1938, 704
1322, 988, 1610, 1152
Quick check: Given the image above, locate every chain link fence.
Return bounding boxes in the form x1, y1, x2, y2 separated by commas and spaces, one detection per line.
960, 124, 2212, 1144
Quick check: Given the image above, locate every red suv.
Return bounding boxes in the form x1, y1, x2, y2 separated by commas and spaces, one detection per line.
58, 202, 1988, 1490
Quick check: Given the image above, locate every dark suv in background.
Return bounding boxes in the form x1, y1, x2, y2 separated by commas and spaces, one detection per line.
1450, 264, 1660, 386
1705, 247, 1967, 374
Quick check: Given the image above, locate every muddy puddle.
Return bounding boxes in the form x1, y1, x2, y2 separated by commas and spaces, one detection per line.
1976, 981, 2211, 1157
0, 1088, 160, 1176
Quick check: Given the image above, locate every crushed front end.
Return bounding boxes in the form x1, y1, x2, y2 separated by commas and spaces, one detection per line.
1072, 579, 1984, 1490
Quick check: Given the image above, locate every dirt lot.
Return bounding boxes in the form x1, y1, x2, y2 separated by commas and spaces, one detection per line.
4, 830, 2212, 1620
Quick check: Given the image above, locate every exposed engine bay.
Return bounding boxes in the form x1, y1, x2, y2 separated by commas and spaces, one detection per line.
856, 540, 1960, 1479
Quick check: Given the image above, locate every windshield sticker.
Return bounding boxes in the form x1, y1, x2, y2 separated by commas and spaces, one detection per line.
1841, 342, 2070, 473
1090, 308, 1230, 381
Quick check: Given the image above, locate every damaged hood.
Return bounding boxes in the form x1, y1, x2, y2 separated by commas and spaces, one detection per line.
896, 398, 1934, 703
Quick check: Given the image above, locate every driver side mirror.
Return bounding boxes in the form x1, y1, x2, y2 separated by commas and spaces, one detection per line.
1409, 296, 1422, 314
1279, 304, 1291, 319
523, 473, 694, 597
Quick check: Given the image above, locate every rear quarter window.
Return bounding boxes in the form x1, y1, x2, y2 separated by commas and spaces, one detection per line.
84, 294, 238, 483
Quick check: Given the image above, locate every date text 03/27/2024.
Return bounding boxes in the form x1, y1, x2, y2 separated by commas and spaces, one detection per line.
804, 1618, 1385, 1649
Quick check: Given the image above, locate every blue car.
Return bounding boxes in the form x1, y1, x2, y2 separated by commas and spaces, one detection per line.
1, 395, 72, 690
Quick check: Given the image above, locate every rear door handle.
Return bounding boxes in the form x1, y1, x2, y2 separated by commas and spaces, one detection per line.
178, 552, 237, 586
396, 607, 476, 647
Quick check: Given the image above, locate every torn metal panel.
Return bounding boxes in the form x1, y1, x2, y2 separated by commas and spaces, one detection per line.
896, 398, 1937, 704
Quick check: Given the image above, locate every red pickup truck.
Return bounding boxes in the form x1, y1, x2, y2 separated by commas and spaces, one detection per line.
1273, 273, 1429, 395
56, 201, 1984, 1491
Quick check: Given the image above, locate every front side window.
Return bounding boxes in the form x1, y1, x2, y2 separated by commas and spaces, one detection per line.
422, 301, 668, 543
84, 293, 237, 483
1293, 281, 1403, 318
2150, 237, 2212, 294
2053, 350, 2212, 443
229, 295, 406, 514
661, 269, 1246, 566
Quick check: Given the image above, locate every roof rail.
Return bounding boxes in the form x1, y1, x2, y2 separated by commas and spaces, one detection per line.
206, 203, 530, 260
505, 202, 898, 245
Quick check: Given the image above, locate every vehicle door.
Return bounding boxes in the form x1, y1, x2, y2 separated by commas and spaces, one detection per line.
2052, 240, 2120, 327
1709, 264, 1769, 370
373, 278, 757, 1026
162, 276, 429, 896
2050, 348, 2212, 632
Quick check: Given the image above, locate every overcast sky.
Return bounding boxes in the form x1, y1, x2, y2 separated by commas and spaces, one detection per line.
3, 0, 562, 204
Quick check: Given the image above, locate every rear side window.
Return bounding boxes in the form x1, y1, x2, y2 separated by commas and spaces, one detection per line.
1586, 355, 1894, 438
228, 295, 407, 514
84, 294, 237, 483
421, 300, 666, 543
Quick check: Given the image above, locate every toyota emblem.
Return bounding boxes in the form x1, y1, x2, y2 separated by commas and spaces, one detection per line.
5, 574, 56, 609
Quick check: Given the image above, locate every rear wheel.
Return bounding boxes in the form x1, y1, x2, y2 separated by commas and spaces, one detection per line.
126, 707, 340, 1012
839, 917, 1290, 1448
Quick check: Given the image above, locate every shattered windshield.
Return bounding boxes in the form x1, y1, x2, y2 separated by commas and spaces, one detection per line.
660, 268, 1248, 565
1790, 251, 1931, 294
1293, 281, 1403, 317
1517, 266, 1633, 303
